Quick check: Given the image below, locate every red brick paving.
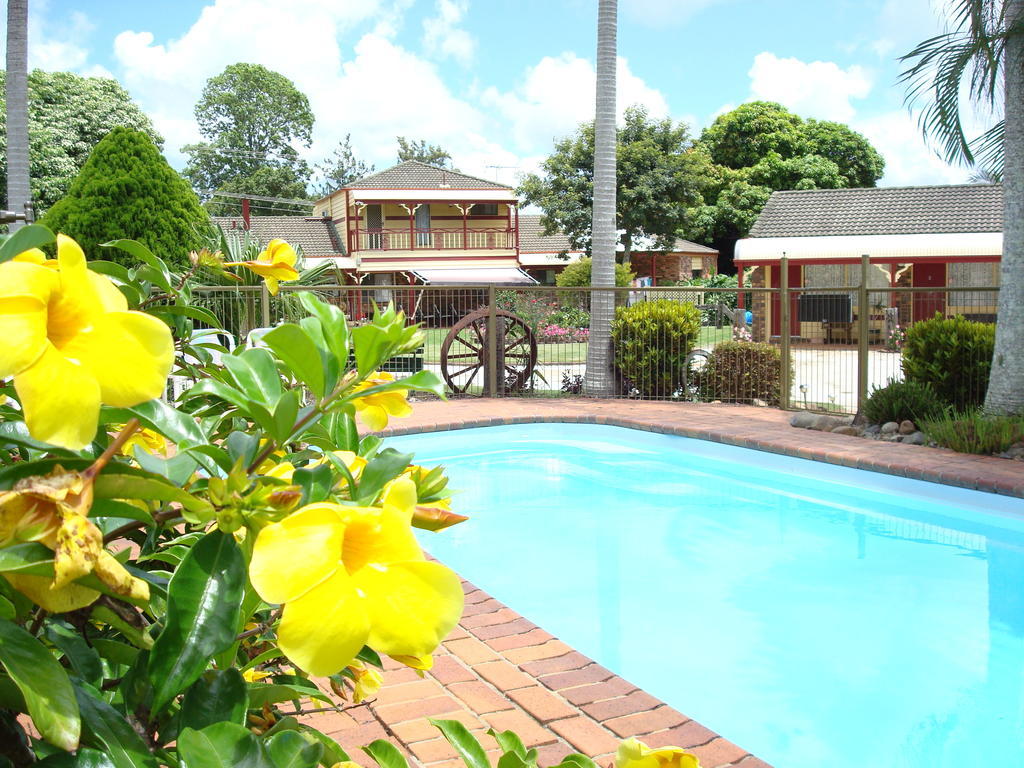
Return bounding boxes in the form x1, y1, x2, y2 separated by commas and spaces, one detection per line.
311, 397, 1023, 768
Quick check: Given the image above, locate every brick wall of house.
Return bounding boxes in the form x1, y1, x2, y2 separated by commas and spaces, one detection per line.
630, 252, 683, 284
750, 266, 769, 342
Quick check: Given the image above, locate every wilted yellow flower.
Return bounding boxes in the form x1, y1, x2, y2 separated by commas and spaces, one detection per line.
615, 738, 701, 768
248, 477, 463, 676
242, 668, 272, 683
350, 371, 413, 431
0, 466, 150, 612
348, 662, 384, 703
223, 239, 299, 295
0, 234, 174, 449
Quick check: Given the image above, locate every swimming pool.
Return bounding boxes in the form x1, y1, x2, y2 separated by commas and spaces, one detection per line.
393, 423, 1024, 768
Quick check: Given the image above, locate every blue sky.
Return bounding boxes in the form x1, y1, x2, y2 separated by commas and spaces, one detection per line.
15, 0, 984, 194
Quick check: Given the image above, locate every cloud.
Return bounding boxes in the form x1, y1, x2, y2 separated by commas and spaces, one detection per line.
855, 111, 970, 186
748, 52, 872, 122
422, 0, 476, 66
481, 53, 670, 152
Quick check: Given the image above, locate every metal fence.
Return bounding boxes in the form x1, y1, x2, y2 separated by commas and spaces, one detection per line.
189, 261, 1000, 414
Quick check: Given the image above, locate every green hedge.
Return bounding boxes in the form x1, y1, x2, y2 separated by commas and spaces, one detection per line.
701, 341, 788, 406
902, 314, 995, 410
612, 300, 701, 397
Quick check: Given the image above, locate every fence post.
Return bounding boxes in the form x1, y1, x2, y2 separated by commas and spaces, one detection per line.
487, 285, 497, 398
856, 254, 870, 413
260, 283, 271, 328
779, 255, 791, 410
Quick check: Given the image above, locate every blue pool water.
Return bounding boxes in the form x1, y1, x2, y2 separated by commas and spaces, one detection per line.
393, 423, 1024, 768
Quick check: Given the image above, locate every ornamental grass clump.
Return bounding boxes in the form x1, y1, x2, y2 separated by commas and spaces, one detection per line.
0, 224, 700, 768
863, 379, 945, 426
921, 410, 1024, 455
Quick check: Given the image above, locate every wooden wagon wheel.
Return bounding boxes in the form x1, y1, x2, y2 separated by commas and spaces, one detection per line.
440, 308, 538, 394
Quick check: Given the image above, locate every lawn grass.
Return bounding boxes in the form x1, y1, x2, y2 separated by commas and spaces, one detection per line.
420, 325, 731, 364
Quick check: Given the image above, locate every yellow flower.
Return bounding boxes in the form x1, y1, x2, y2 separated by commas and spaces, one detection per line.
242, 668, 272, 683
112, 424, 168, 457
263, 461, 297, 482
223, 239, 299, 296
0, 234, 175, 450
348, 662, 384, 703
615, 738, 701, 768
0, 466, 150, 612
350, 372, 413, 431
248, 476, 463, 676
12, 248, 55, 267
309, 450, 368, 481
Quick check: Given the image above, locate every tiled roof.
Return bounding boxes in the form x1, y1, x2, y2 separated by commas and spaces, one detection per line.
749, 184, 1003, 238
347, 160, 511, 190
518, 214, 579, 254
666, 238, 718, 254
212, 216, 346, 256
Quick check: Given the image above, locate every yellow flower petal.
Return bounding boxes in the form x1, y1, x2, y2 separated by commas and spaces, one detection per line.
263, 462, 296, 481
388, 653, 433, 671
87, 270, 128, 313
13, 248, 47, 264
15, 344, 101, 450
249, 503, 346, 605
616, 738, 701, 768
353, 560, 463, 658
0, 260, 59, 301
47, 234, 105, 347
59, 311, 174, 407
94, 550, 150, 602
5, 573, 99, 612
53, 510, 102, 589
356, 404, 389, 431
0, 294, 49, 378
264, 239, 297, 268
278, 569, 370, 676
339, 505, 423, 574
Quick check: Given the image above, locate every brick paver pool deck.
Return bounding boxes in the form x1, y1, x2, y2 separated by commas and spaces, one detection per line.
311, 399, 1023, 768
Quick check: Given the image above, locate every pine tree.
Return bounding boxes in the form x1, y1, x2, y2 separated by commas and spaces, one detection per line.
42, 127, 209, 270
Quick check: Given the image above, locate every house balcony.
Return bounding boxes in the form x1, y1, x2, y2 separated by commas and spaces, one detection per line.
354, 227, 516, 253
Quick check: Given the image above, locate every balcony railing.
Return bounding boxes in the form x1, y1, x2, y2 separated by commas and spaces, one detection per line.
355, 228, 515, 252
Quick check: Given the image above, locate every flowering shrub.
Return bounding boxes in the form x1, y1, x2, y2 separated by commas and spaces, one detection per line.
732, 324, 753, 342
0, 225, 702, 767
884, 324, 906, 352
538, 324, 590, 343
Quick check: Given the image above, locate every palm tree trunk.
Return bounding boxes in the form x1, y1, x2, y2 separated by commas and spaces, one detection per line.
984, 0, 1024, 414
584, 0, 618, 396
5, 0, 30, 231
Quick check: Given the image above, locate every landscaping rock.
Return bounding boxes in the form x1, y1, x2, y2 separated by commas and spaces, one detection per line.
1002, 442, 1024, 460
831, 425, 862, 436
752, 398, 768, 407
881, 421, 899, 435
790, 412, 817, 429
811, 415, 845, 432
898, 420, 916, 435
903, 431, 926, 446
863, 424, 881, 437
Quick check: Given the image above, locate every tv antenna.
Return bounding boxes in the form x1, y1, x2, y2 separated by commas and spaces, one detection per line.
486, 165, 518, 182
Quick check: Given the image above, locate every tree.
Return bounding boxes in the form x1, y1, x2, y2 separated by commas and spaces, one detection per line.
183, 63, 313, 195
519, 106, 709, 264
555, 257, 634, 287
42, 127, 209, 270
0, 70, 160, 217
585, 0, 619, 396
901, 0, 1024, 414
205, 167, 313, 216
5, 0, 28, 231
684, 102, 885, 273
314, 134, 375, 195
396, 136, 453, 168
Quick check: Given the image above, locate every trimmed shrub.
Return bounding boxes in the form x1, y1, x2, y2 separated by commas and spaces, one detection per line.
41, 126, 208, 270
921, 410, 1024, 455
863, 379, 945, 425
702, 341, 788, 406
901, 313, 995, 410
611, 299, 701, 397
556, 257, 635, 287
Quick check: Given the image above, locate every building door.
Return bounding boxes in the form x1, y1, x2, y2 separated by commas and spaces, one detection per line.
770, 262, 802, 338
365, 204, 383, 249
912, 262, 946, 322
415, 205, 432, 247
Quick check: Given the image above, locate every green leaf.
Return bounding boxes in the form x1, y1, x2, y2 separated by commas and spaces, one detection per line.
102, 240, 172, 291
148, 531, 244, 712
86, 260, 133, 283
292, 464, 334, 506
75, 683, 158, 768
345, 369, 444, 402
94, 469, 209, 516
264, 324, 326, 398
265, 731, 323, 768
180, 669, 248, 732
0, 619, 79, 750
0, 421, 78, 456
91, 639, 139, 668
223, 351, 282, 407
177, 723, 271, 768
0, 224, 56, 264
45, 621, 103, 685
429, 719, 490, 768
0, 542, 55, 576
488, 729, 528, 759
496, 753, 532, 768
246, 676, 330, 708
554, 756, 598, 768
355, 449, 413, 505
298, 292, 350, 367
112, 398, 209, 448
0, 596, 13, 620
351, 324, 391, 377
148, 303, 224, 328
91, 498, 154, 526
272, 390, 301, 443
295, 726, 351, 766
362, 739, 411, 768
34, 748, 117, 767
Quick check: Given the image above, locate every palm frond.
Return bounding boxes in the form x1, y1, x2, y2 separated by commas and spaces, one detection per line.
899, 0, 1007, 168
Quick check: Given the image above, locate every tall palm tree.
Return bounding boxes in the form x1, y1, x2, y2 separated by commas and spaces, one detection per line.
901, 0, 1024, 415
6, 0, 30, 232
584, 0, 618, 396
